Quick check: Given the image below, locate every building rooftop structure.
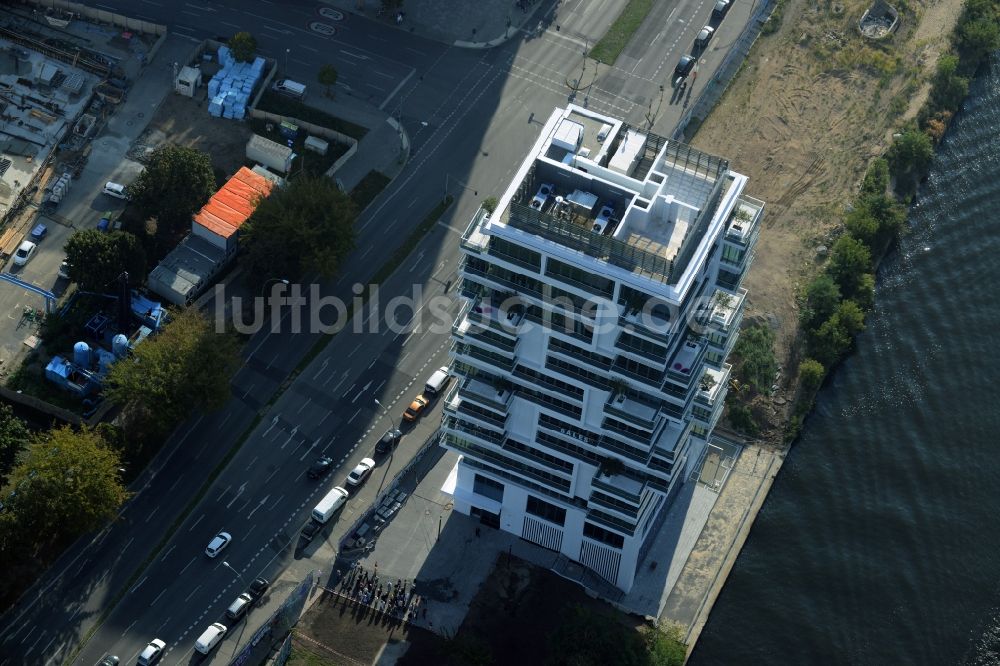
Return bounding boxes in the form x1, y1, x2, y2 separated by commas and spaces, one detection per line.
192, 166, 274, 240
466, 105, 738, 303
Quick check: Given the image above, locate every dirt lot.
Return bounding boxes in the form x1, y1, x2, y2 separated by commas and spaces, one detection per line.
136, 89, 253, 177
692, 0, 965, 366
295, 555, 645, 665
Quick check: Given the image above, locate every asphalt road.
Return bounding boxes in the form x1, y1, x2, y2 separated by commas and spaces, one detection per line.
0, 0, 753, 662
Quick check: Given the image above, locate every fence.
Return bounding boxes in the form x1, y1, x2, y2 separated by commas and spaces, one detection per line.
227, 569, 319, 666
248, 110, 359, 177
24, 0, 167, 37
672, 0, 779, 140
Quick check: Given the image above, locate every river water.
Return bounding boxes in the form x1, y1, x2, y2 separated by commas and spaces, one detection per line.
689, 60, 1000, 664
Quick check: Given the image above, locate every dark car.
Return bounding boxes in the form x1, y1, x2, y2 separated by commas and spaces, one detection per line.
248, 577, 269, 602
375, 428, 402, 455
300, 521, 322, 543
712, 0, 731, 17
97, 656, 120, 666
307, 456, 333, 479
674, 55, 696, 83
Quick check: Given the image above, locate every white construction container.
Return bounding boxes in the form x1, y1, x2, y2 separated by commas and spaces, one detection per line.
246, 134, 294, 173
304, 135, 329, 156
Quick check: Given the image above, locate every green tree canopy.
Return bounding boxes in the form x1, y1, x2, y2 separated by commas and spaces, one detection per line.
105, 308, 241, 437
228, 32, 258, 63
242, 176, 358, 285
957, 18, 1000, 64
2, 426, 127, 542
546, 605, 648, 666
798, 358, 826, 395
318, 64, 338, 96
0, 404, 30, 486
930, 54, 970, 113
887, 129, 934, 181
860, 158, 889, 197
844, 207, 879, 249
64, 229, 147, 292
126, 144, 216, 242
828, 235, 872, 299
732, 323, 778, 395
800, 273, 841, 331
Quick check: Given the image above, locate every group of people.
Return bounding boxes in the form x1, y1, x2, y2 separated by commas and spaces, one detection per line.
339, 563, 422, 621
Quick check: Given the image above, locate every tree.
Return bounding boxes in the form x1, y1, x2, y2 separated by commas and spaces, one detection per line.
860, 158, 889, 197
844, 206, 878, 249
860, 193, 906, 244
930, 54, 970, 113
798, 358, 826, 395
887, 129, 933, 182
828, 235, 872, 299
546, 605, 648, 666
2, 426, 127, 542
800, 274, 840, 332
0, 404, 30, 486
64, 229, 147, 292
126, 145, 216, 243
482, 196, 499, 213
957, 18, 1000, 64
227, 32, 257, 63
645, 624, 687, 666
854, 272, 876, 312
833, 299, 866, 336
732, 323, 778, 394
242, 176, 358, 285
317, 64, 338, 97
809, 316, 852, 367
105, 309, 241, 437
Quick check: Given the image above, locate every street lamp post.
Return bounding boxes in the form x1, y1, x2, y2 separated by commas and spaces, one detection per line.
284, 48, 290, 73
374, 398, 397, 432
261, 278, 289, 300
222, 561, 247, 586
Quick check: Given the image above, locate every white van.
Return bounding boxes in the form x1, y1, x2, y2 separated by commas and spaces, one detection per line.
423, 366, 451, 398
102, 182, 127, 199
194, 622, 227, 654
312, 486, 349, 524
273, 79, 306, 100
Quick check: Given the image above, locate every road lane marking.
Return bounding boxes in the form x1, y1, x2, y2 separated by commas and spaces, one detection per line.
188, 513, 205, 531
160, 544, 175, 562
340, 50, 369, 60
179, 556, 197, 574
143, 505, 160, 523
130, 575, 148, 594
151, 588, 168, 606
298, 397, 311, 413
348, 407, 362, 423
221, 20, 241, 29
184, 584, 201, 602
121, 536, 134, 552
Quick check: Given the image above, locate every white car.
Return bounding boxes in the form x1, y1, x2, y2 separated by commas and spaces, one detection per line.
102, 181, 128, 199
346, 458, 376, 486
137, 638, 165, 666
695, 26, 715, 48
205, 531, 232, 558
58, 260, 70, 280
12, 240, 36, 267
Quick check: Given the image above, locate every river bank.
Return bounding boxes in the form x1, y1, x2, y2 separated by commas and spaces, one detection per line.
658, 0, 970, 655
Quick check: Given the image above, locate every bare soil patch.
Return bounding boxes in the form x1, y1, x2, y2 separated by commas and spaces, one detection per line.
140, 91, 253, 178
692, 0, 965, 367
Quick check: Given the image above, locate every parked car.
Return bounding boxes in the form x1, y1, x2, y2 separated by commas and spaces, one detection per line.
102, 181, 128, 199
346, 458, 376, 486
300, 521, 322, 543
30, 223, 47, 241
307, 456, 333, 479
205, 531, 232, 558
248, 577, 269, 602
375, 428, 402, 455
402, 395, 428, 422
695, 25, 715, 48
712, 0, 731, 17
226, 593, 253, 620
96, 656, 120, 666
58, 260, 71, 280
673, 55, 696, 84
137, 639, 165, 666
12, 240, 36, 267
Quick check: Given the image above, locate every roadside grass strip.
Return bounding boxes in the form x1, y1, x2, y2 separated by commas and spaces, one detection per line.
589, 0, 656, 65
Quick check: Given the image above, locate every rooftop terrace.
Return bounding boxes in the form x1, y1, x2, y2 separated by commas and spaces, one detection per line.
485, 106, 740, 288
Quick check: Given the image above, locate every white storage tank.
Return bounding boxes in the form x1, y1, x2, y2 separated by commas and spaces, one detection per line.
73, 341, 91, 367
112, 333, 129, 357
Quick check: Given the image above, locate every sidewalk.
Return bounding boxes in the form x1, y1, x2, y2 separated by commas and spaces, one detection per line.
320, 0, 544, 48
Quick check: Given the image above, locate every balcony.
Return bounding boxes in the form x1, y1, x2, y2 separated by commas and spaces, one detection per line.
652, 419, 692, 459
444, 391, 508, 430
725, 196, 764, 246
456, 376, 515, 413
452, 341, 516, 374
459, 259, 545, 301
665, 338, 706, 385
614, 333, 668, 364
618, 304, 673, 342
487, 244, 542, 274
596, 433, 649, 463
592, 474, 643, 505
602, 419, 653, 447
460, 207, 490, 253
604, 394, 661, 430
465, 296, 528, 336
442, 415, 506, 447
698, 288, 747, 332
610, 358, 663, 389
695, 363, 731, 408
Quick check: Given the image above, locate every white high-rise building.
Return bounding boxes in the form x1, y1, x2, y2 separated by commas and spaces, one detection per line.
442, 105, 762, 593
